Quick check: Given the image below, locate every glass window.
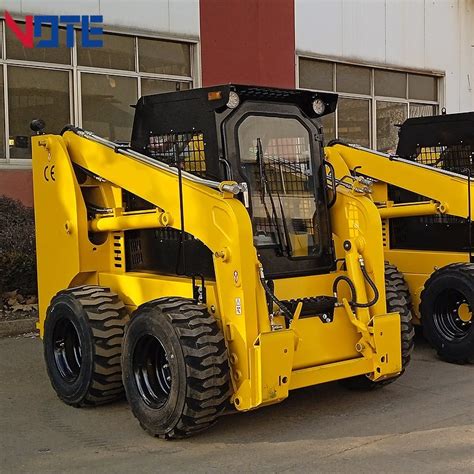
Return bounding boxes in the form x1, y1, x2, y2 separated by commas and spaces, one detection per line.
409, 103, 437, 118
138, 38, 190, 76
6, 25, 70, 64
299, 58, 333, 91
375, 70, 407, 98
336, 64, 371, 95
81, 73, 137, 143
78, 32, 135, 71
141, 79, 190, 96
321, 114, 336, 143
0, 68, 4, 157
376, 101, 407, 153
408, 74, 437, 101
238, 115, 319, 257
337, 98, 371, 147
299, 59, 440, 152
8, 66, 70, 159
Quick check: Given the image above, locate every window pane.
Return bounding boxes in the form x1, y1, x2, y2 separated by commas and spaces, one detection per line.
8, 67, 69, 159
78, 32, 135, 71
336, 64, 371, 95
375, 70, 407, 98
0, 68, 4, 156
138, 38, 190, 76
6, 25, 70, 64
238, 115, 319, 257
321, 113, 336, 143
409, 103, 436, 118
376, 101, 407, 153
299, 58, 333, 91
141, 79, 190, 96
337, 98, 371, 147
81, 73, 137, 143
408, 74, 437, 101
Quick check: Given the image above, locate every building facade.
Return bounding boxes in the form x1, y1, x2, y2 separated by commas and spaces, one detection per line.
0, 0, 472, 205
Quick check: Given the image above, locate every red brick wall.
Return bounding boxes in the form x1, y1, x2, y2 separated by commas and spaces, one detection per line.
0, 169, 34, 207
200, 0, 295, 88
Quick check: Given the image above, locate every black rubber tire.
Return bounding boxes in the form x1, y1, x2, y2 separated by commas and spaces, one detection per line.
43, 285, 129, 407
340, 263, 415, 390
384, 261, 413, 312
420, 263, 474, 364
122, 297, 230, 439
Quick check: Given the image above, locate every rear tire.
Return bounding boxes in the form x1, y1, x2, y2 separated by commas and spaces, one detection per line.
420, 263, 474, 363
340, 262, 414, 390
384, 261, 413, 312
122, 297, 230, 439
43, 285, 128, 406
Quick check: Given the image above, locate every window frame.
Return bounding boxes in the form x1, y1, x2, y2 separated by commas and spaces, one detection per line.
0, 19, 198, 168
296, 54, 444, 150
6, 63, 73, 164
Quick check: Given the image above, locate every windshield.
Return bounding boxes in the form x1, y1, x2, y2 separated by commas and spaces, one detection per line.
238, 115, 320, 258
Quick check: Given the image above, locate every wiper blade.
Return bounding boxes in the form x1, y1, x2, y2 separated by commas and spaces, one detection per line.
256, 138, 291, 256
275, 188, 292, 256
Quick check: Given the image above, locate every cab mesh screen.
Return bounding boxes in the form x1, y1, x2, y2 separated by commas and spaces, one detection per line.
147, 132, 207, 178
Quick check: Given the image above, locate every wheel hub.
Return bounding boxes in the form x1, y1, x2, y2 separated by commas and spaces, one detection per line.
457, 303, 472, 323
433, 289, 472, 341
133, 335, 172, 409
52, 318, 82, 383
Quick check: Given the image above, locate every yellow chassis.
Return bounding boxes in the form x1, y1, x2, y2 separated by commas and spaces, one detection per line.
32, 133, 402, 412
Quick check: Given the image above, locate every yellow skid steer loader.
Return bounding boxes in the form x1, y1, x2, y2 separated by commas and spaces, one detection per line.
31, 85, 412, 438
325, 111, 474, 364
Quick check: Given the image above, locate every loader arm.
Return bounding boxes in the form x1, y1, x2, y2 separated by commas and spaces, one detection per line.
33, 131, 274, 400
325, 143, 473, 219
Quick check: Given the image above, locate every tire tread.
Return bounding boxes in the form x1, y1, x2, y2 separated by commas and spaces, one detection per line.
56, 285, 129, 407
130, 297, 230, 439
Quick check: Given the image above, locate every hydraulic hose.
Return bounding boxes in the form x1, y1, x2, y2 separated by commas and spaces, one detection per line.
332, 275, 357, 304
355, 264, 379, 308
332, 262, 379, 308
259, 267, 292, 323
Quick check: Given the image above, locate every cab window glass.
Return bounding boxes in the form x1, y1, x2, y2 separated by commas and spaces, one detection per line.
238, 115, 320, 258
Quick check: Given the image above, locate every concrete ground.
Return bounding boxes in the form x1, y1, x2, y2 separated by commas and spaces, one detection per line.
0, 334, 472, 474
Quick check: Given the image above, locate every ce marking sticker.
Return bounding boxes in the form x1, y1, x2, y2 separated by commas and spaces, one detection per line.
43, 165, 56, 182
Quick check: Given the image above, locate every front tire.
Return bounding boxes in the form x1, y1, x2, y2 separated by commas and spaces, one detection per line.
341, 262, 414, 390
43, 285, 129, 406
122, 297, 230, 439
420, 263, 474, 363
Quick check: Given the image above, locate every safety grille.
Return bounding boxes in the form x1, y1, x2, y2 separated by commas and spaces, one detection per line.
147, 132, 207, 178
128, 236, 143, 265
411, 144, 474, 175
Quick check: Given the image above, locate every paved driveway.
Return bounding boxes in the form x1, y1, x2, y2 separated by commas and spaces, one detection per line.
0, 334, 473, 473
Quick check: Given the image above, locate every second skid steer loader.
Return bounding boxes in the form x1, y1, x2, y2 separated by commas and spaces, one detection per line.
325, 111, 474, 364
31, 85, 413, 439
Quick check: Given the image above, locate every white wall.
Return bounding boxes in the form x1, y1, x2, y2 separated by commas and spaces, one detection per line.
0, 0, 200, 39
296, 0, 474, 112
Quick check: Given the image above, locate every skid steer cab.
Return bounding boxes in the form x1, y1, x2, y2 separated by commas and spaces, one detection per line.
31, 84, 413, 439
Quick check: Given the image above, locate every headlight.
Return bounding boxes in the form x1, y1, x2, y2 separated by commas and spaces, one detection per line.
226, 91, 240, 109
312, 98, 326, 115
